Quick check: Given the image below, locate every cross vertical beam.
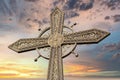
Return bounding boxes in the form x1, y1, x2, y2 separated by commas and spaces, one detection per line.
47, 8, 64, 80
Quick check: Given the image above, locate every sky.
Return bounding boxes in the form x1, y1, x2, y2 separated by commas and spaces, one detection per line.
0, 0, 120, 79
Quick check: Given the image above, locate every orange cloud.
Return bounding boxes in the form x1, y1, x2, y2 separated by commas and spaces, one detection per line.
0, 61, 100, 78
0, 73, 19, 78
0, 63, 45, 78
64, 63, 100, 77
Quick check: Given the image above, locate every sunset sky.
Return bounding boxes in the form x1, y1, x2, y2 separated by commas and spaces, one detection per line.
0, 0, 120, 79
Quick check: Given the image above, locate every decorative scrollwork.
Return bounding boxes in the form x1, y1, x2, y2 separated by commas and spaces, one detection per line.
8, 7, 110, 80
64, 29, 110, 44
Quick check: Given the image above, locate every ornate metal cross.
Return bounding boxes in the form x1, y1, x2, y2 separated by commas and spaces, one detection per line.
9, 8, 110, 80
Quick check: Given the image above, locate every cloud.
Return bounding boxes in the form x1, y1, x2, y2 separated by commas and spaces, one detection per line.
80, 0, 94, 10
92, 22, 112, 31
112, 52, 120, 62
63, 0, 94, 10
0, 0, 50, 33
0, 73, 19, 78
64, 39, 120, 74
61, 0, 94, 19
0, 24, 22, 33
65, 71, 120, 78
51, 0, 95, 19
89, 43, 120, 71
64, 62, 100, 74
0, 0, 13, 16
99, 0, 120, 10
24, 0, 39, 2
104, 16, 110, 20
0, 63, 45, 78
100, 43, 118, 52
104, 14, 120, 23
0, 0, 119, 34
64, 11, 79, 18
112, 14, 120, 22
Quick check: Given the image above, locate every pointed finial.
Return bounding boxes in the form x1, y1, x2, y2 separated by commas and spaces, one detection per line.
51, 7, 64, 15
71, 23, 77, 28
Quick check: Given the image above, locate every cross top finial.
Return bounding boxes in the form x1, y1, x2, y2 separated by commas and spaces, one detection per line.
51, 7, 64, 15
55, 7, 61, 11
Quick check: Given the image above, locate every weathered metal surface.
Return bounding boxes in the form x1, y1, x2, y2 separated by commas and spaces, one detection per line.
8, 38, 48, 53
63, 29, 110, 44
47, 7, 64, 80
8, 7, 110, 80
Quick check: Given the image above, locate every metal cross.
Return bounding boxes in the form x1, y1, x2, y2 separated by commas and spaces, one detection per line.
8, 8, 110, 80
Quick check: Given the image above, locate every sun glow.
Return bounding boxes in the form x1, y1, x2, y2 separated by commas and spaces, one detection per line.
64, 63, 100, 77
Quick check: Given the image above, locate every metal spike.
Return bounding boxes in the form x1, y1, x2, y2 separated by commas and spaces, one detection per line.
71, 23, 77, 28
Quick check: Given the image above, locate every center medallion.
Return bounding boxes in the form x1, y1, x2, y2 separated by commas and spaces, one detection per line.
48, 33, 64, 47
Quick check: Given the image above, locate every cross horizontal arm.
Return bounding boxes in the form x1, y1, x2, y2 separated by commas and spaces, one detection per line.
63, 29, 110, 44
8, 38, 49, 53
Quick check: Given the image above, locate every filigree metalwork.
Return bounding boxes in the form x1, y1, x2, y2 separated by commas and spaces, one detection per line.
64, 29, 110, 44
8, 38, 48, 53
38, 26, 76, 59
47, 7, 64, 80
48, 33, 64, 47
8, 7, 110, 80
